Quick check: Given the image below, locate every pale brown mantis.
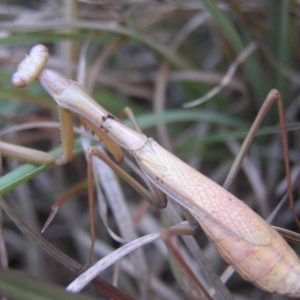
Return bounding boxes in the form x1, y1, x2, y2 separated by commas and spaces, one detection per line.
2, 44, 300, 298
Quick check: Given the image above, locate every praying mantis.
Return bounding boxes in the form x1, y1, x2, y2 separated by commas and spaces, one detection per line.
2, 44, 300, 298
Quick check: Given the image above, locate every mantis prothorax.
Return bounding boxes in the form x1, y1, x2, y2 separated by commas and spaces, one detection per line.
3, 45, 300, 297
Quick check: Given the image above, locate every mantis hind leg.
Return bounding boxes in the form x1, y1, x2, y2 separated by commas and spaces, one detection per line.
223, 90, 299, 229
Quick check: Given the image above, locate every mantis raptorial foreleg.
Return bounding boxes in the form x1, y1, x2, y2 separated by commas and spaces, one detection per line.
4, 44, 300, 297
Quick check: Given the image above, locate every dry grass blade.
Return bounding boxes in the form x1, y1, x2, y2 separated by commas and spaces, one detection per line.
0, 196, 135, 300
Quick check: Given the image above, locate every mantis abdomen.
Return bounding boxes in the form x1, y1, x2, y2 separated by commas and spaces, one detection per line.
129, 137, 300, 297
